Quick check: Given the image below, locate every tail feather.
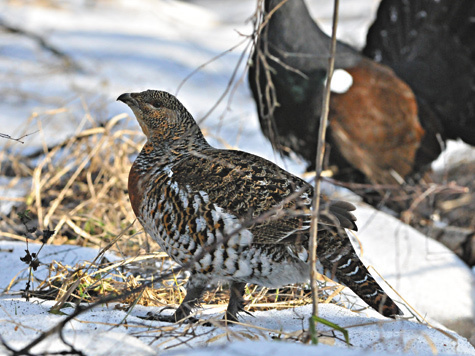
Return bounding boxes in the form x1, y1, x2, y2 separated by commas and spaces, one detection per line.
317, 229, 403, 318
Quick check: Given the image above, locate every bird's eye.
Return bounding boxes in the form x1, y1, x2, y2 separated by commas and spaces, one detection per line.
146, 103, 161, 110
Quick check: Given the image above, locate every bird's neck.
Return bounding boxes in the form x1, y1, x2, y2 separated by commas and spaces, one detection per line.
265, 0, 329, 53
264, 0, 361, 69
142, 126, 210, 164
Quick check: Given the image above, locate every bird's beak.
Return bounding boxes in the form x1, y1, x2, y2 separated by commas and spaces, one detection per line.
117, 93, 140, 108
117, 93, 146, 134
117, 93, 133, 104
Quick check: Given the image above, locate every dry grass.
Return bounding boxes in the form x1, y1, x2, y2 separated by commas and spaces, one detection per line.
1, 113, 176, 305
1, 114, 146, 253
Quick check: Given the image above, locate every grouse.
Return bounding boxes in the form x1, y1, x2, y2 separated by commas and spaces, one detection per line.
118, 89, 403, 323
248, 0, 475, 187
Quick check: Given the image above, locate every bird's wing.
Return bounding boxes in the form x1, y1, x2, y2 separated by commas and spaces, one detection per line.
329, 58, 425, 185
170, 149, 357, 244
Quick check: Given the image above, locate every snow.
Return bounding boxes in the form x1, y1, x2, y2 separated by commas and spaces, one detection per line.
165, 341, 437, 356
431, 140, 475, 172
351, 204, 475, 328
1, 238, 474, 355
1, 0, 474, 355
0, 240, 118, 293
1, 212, 474, 355
0, 177, 31, 215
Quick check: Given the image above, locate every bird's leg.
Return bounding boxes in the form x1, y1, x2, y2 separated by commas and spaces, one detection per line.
224, 282, 247, 323
173, 280, 206, 322
144, 279, 206, 324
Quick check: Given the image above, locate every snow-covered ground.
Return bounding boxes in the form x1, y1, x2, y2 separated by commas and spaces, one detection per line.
1, 0, 474, 355
0, 237, 474, 356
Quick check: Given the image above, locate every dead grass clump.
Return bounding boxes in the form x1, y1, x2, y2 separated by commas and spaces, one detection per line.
1, 113, 158, 256
20, 256, 342, 313
31, 258, 185, 308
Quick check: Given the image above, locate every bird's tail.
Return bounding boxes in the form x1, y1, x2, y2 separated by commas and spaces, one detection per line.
317, 229, 403, 318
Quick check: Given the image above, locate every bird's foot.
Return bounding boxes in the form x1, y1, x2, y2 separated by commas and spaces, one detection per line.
206, 308, 253, 327
201, 314, 238, 327
142, 311, 199, 324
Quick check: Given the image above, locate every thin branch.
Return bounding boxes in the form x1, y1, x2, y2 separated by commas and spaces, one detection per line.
0, 131, 38, 144
175, 39, 247, 97
309, 0, 340, 322
0, 19, 82, 72
197, 37, 253, 125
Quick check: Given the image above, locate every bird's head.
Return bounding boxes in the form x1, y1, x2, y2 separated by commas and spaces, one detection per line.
117, 90, 208, 150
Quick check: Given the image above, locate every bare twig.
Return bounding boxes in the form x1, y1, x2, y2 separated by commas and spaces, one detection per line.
309, 0, 340, 324
175, 39, 247, 97
0, 131, 38, 144
197, 37, 253, 125
0, 18, 82, 72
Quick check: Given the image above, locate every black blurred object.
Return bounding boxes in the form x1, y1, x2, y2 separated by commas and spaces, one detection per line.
248, 0, 475, 193
364, 0, 475, 148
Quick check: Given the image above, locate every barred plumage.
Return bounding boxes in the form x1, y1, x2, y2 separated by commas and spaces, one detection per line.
118, 89, 403, 322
